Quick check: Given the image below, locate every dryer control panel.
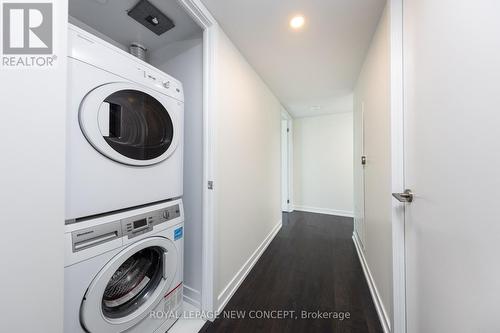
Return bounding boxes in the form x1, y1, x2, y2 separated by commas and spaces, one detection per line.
68, 24, 184, 102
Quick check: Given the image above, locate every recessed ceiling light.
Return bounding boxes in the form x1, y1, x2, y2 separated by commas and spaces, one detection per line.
310, 105, 321, 111
290, 15, 305, 29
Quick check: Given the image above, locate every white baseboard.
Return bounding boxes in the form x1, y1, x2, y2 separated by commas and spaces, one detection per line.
294, 205, 353, 218
352, 232, 391, 333
216, 220, 282, 313
183, 284, 201, 309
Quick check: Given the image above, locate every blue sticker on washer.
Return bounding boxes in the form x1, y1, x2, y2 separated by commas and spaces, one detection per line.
174, 227, 183, 240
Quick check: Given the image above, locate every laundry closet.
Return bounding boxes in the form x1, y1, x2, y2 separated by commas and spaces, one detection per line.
64, 0, 205, 332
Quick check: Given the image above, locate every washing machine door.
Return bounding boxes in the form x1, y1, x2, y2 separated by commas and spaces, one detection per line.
81, 236, 178, 333
79, 82, 181, 166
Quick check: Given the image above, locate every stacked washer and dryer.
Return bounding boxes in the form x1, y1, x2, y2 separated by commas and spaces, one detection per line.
65, 24, 185, 333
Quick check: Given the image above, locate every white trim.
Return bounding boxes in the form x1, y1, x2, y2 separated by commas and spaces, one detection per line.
293, 205, 353, 218
183, 285, 202, 309
176, 0, 218, 316
352, 232, 391, 333
281, 107, 293, 120
216, 220, 282, 313
200, 22, 218, 316
389, 0, 406, 332
292, 110, 353, 119
177, 0, 216, 28
353, 228, 364, 252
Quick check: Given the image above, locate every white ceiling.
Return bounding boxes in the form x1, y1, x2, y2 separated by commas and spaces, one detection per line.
201, 0, 386, 118
69, 0, 201, 52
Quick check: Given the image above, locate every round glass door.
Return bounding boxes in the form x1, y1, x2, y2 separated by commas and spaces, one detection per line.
80, 236, 177, 333
79, 83, 180, 166
102, 246, 164, 319
101, 90, 174, 161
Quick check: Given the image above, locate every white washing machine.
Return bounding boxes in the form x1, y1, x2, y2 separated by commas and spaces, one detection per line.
66, 24, 184, 220
64, 199, 184, 333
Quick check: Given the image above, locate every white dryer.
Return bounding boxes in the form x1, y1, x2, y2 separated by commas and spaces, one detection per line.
64, 199, 184, 333
66, 24, 184, 220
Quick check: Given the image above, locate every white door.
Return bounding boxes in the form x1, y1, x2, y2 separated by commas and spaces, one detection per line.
401, 1, 500, 332
353, 104, 366, 248
281, 119, 290, 212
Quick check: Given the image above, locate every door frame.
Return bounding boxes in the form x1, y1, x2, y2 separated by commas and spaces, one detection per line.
177, 0, 218, 315
281, 109, 293, 212
357, 102, 367, 249
389, 0, 406, 332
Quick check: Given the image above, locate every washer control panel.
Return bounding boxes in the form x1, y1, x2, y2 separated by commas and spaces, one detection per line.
122, 204, 181, 239
71, 203, 182, 252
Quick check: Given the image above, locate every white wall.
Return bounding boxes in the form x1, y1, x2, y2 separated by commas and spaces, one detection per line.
69, 16, 127, 51
0, 1, 67, 332
293, 113, 354, 216
353, 4, 393, 326
151, 37, 204, 307
213, 27, 282, 310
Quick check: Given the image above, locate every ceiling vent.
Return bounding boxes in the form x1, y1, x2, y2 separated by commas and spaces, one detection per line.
128, 0, 175, 36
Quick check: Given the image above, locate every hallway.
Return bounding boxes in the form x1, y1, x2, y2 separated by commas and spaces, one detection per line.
200, 212, 382, 333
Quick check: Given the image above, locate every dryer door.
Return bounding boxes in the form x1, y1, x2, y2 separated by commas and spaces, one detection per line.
81, 236, 178, 333
79, 82, 181, 166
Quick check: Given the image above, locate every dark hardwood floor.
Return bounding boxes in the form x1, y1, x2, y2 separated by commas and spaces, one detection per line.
199, 211, 383, 333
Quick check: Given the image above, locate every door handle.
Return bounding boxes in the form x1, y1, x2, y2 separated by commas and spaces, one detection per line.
98, 102, 110, 137
392, 189, 414, 203
163, 251, 169, 279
